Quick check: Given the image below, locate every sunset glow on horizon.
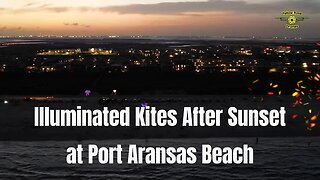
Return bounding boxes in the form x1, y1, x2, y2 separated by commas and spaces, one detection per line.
0, 0, 319, 37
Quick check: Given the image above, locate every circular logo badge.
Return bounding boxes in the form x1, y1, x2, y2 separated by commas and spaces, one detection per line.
287, 16, 297, 25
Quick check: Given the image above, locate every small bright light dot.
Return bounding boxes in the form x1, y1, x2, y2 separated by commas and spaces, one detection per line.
85, 90, 91, 96
302, 63, 308, 68
112, 90, 117, 95
4, 100, 8, 104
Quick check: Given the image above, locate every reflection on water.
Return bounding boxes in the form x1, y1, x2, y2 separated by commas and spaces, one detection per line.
0, 137, 320, 179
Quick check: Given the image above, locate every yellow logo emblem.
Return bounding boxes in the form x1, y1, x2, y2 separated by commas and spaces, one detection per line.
276, 10, 308, 29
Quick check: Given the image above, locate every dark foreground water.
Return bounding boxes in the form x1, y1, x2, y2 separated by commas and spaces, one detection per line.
0, 137, 320, 179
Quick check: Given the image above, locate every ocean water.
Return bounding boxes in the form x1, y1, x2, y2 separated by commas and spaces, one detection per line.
0, 137, 319, 179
